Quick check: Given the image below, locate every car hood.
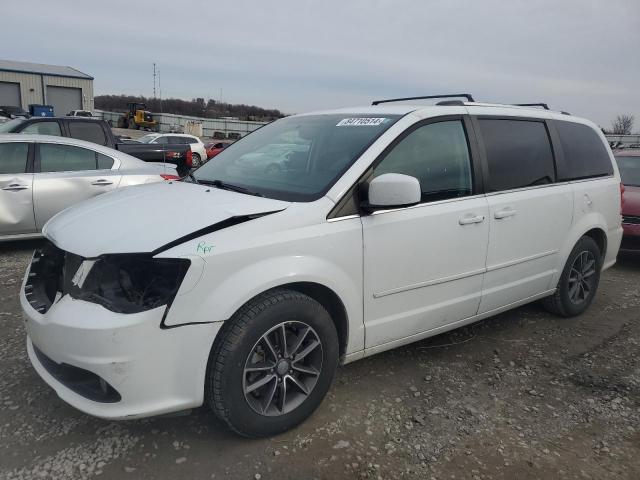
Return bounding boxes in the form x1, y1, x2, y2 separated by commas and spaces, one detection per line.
623, 184, 640, 217
43, 181, 290, 257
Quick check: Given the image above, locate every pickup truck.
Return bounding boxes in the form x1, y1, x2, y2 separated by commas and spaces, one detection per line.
0, 117, 193, 176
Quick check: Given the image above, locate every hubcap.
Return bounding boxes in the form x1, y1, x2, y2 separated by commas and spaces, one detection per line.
568, 250, 596, 305
243, 321, 323, 416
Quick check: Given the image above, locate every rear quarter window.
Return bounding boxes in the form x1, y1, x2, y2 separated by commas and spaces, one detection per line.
97, 153, 114, 169
68, 121, 108, 146
555, 121, 613, 180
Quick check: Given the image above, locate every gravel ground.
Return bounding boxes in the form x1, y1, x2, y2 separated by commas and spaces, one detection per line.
0, 241, 638, 480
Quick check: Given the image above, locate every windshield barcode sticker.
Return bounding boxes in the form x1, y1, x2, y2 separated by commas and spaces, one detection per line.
336, 118, 387, 127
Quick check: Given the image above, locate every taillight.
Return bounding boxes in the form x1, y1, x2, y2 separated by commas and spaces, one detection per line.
620, 182, 625, 214
160, 174, 180, 181
185, 149, 193, 168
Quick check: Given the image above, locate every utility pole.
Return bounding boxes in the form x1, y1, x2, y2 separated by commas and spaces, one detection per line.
153, 63, 157, 100
158, 68, 163, 114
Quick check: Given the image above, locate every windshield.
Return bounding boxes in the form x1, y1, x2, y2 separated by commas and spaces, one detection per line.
0, 118, 25, 133
137, 134, 159, 143
616, 155, 640, 187
193, 114, 401, 201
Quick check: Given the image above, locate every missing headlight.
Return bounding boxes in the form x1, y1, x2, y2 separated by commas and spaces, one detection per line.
67, 255, 190, 314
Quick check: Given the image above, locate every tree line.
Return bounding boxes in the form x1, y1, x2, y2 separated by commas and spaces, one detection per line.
95, 95, 285, 121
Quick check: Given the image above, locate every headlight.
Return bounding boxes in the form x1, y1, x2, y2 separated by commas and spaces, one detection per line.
66, 254, 190, 314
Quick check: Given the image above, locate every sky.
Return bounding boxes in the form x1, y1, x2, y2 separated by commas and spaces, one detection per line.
2, 0, 639, 128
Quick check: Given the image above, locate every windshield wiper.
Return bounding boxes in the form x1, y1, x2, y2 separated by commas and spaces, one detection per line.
199, 179, 264, 197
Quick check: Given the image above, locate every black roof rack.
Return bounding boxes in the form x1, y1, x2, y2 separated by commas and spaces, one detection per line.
435, 100, 465, 106
514, 103, 550, 110
372, 94, 474, 106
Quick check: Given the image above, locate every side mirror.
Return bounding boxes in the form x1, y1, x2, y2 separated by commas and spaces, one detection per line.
365, 173, 421, 211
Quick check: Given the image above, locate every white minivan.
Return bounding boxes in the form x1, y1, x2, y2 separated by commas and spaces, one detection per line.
21, 96, 622, 437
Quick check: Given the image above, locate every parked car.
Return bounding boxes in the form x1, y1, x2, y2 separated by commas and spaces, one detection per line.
0, 105, 29, 123
0, 134, 178, 241
614, 149, 640, 252
138, 133, 207, 168
0, 117, 193, 175
236, 142, 309, 173
67, 110, 93, 117
113, 134, 140, 144
205, 142, 228, 160
21, 98, 622, 438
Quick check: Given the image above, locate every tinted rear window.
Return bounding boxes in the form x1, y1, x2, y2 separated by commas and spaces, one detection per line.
97, 153, 114, 169
479, 119, 555, 192
68, 121, 108, 146
555, 121, 613, 180
615, 155, 640, 187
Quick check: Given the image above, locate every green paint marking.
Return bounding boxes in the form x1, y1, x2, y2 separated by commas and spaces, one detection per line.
196, 242, 214, 254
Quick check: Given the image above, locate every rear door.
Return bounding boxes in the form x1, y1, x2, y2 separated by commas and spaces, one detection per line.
0, 141, 36, 235
471, 116, 573, 313
33, 143, 120, 229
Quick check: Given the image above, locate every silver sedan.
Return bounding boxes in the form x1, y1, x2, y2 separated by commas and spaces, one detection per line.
0, 134, 179, 241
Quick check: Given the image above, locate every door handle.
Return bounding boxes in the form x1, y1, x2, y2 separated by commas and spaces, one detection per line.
459, 214, 485, 225
91, 179, 113, 186
1, 183, 29, 191
494, 208, 517, 219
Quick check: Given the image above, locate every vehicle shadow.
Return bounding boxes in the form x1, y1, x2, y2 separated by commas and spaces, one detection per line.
617, 250, 640, 269
0, 238, 45, 254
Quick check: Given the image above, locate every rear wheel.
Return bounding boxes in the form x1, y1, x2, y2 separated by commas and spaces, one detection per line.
191, 153, 202, 168
206, 289, 339, 437
542, 236, 602, 317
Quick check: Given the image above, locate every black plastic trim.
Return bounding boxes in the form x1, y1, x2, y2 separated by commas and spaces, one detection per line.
151, 212, 281, 255
33, 345, 121, 403
514, 103, 550, 110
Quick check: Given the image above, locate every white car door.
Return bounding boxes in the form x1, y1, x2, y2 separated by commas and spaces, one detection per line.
0, 141, 36, 235
471, 116, 573, 313
362, 117, 490, 349
33, 143, 121, 229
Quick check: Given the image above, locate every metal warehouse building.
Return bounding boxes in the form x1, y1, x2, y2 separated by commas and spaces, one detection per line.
0, 59, 94, 115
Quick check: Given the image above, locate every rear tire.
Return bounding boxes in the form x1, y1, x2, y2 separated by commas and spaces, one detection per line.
542, 236, 602, 317
206, 289, 339, 437
192, 153, 202, 168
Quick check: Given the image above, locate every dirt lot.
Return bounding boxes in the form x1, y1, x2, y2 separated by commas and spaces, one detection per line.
0, 241, 638, 480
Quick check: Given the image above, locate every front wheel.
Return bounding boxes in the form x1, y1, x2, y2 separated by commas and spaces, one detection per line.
206, 289, 339, 437
542, 236, 602, 317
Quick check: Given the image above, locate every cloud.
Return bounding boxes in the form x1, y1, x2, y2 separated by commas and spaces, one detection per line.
2, 0, 638, 125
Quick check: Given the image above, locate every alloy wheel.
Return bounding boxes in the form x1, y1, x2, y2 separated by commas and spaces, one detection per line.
568, 250, 597, 305
243, 321, 323, 416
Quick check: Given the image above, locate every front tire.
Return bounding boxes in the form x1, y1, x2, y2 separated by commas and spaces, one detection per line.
206, 289, 339, 437
542, 236, 602, 317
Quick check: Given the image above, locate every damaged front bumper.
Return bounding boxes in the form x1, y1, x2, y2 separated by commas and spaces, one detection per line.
21, 247, 221, 420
